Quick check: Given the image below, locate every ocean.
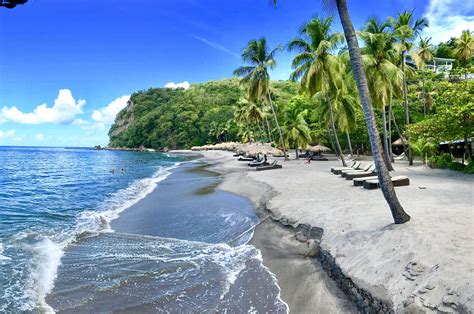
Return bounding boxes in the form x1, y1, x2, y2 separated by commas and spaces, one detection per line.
0, 146, 287, 312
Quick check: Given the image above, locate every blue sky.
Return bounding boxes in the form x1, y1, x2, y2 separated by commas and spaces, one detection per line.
0, 0, 471, 147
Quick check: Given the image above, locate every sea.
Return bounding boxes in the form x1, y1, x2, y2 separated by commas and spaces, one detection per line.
0, 146, 288, 313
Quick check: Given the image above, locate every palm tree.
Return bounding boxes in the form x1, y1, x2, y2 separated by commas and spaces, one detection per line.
411, 138, 437, 164
453, 30, 474, 79
390, 11, 428, 165
272, 0, 411, 224
288, 17, 348, 166
330, 0, 411, 223
282, 106, 312, 159
234, 38, 288, 160
234, 98, 253, 143
415, 37, 433, 117
359, 17, 403, 170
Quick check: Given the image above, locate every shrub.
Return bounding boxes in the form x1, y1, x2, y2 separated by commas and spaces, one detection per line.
464, 161, 474, 174
447, 162, 466, 171
428, 153, 453, 169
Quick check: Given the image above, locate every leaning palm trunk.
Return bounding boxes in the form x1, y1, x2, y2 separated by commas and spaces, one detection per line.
246, 124, 252, 143
295, 147, 299, 159
422, 67, 426, 117
346, 131, 354, 158
325, 124, 337, 154
267, 91, 288, 160
388, 103, 395, 162
382, 106, 394, 171
391, 109, 408, 157
401, 53, 413, 165
327, 94, 347, 167
335, 0, 410, 224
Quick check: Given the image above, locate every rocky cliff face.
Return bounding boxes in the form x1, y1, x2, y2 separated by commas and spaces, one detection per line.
109, 100, 135, 139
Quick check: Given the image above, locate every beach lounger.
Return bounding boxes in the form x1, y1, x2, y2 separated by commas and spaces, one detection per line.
353, 176, 379, 186
331, 161, 360, 174
363, 176, 410, 189
256, 160, 282, 171
238, 157, 255, 162
248, 160, 268, 167
310, 155, 328, 161
340, 163, 373, 177
345, 168, 376, 180
233, 153, 244, 157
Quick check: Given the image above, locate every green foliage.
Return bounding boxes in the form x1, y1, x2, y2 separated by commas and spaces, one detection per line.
447, 162, 466, 171
108, 79, 296, 149
407, 80, 473, 142
428, 153, 453, 169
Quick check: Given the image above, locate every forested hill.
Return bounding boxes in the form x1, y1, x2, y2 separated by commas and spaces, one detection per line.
108, 79, 297, 149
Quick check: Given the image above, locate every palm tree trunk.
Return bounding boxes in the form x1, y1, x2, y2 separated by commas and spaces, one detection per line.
382, 106, 394, 171
267, 91, 288, 160
327, 94, 347, 167
335, 0, 410, 224
391, 109, 408, 158
295, 147, 299, 159
388, 103, 394, 162
422, 67, 426, 117
402, 52, 413, 165
325, 124, 337, 153
246, 124, 252, 143
264, 115, 273, 143
346, 131, 354, 158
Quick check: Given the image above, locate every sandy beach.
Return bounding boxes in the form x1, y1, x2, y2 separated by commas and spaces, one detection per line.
192, 150, 474, 313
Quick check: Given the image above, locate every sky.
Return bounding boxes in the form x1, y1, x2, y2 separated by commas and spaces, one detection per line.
0, 0, 472, 147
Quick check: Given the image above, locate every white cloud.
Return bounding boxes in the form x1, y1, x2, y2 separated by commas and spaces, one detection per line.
35, 133, 44, 141
1, 89, 85, 125
72, 118, 91, 126
423, 0, 474, 44
0, 129, 15, 138
91, 95, 130, 129
164, 81, 191, 90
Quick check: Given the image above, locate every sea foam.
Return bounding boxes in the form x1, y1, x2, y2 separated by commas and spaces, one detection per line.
22, 163, 178, 313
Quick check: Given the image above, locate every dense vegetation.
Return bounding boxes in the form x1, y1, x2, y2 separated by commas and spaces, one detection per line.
108, 79, 297, 149
109, 16, 473, 175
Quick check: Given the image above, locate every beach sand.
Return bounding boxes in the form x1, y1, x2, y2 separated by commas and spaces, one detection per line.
194, 150, 474, 313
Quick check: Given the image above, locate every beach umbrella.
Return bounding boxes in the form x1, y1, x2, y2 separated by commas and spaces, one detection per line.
307, 144, 331, 152
392, 137, 407, 146
245, 143, 283, 156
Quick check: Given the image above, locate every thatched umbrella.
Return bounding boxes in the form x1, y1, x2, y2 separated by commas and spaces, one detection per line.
243, 143, 283, 157
307, 144, 331, 153
392, 137, 406, 146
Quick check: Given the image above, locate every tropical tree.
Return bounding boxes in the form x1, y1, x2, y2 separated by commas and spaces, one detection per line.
234, 98, 253, 143
275, 0, 410, 223
411, 138, 437, 164
359, 17, 403, 170
0, 0, 27, 9
288, 16, 348, 166
415, 37, 434, 116
390, 10, 428, 165
453, 30, 474, 79
282, 106, 312, 159
234, 38, 288, 160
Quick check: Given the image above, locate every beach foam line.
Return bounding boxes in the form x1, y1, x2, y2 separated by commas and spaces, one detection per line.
23, 163, 180, 313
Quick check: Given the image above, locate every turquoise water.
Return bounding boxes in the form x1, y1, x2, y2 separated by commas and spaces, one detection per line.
0, 146, 181, 311
0, 147, 287, 313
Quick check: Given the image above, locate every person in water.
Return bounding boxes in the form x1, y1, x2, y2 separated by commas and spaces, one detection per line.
110, 169, 115, 174
121, 168, 125, 174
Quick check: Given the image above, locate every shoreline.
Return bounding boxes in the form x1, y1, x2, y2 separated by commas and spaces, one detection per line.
190, 149, 474, 313
190, 151, 358, 313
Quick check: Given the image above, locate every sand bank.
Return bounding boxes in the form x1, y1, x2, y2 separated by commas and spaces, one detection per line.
195, 150, 474, 313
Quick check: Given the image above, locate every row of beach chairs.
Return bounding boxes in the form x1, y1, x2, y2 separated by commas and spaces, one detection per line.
331, 160, 410, 189
233, 153, 282, 171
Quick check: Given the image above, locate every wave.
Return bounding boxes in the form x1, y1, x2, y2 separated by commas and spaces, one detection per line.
18, 163, 179, 313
